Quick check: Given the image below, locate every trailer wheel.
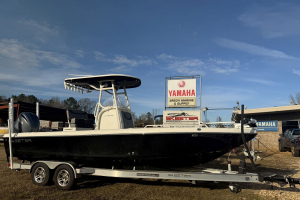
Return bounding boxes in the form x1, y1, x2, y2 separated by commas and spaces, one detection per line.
54, 165, 75, 190
229, 184, 241, 193
291, 146, 300, 157
278, 142, 285, 152
31, 163, 51, 186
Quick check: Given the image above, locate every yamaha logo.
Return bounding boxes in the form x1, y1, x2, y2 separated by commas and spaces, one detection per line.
178, 80, 185, 88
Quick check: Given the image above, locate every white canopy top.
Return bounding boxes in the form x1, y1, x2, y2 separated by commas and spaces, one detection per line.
64, 74, 141, 92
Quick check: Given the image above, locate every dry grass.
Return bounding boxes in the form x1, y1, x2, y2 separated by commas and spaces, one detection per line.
0, 141, 299, 200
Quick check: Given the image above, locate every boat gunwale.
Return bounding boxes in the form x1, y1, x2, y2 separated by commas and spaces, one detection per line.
3, 127, 256, 138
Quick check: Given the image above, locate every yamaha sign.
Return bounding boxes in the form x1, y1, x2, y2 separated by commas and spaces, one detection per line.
256, 121, 278, 132
167, 79, 196, 107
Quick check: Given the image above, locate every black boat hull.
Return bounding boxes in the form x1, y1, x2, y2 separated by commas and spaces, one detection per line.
4, 131, 256, 167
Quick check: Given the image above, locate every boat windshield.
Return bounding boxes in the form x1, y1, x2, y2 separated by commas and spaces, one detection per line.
101, 95, 114, 107
100, 90, 129, 109
116, 93, 129, 108
293, 130, 300, 136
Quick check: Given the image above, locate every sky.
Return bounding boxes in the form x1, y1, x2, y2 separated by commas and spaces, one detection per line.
0, 0, 300, 122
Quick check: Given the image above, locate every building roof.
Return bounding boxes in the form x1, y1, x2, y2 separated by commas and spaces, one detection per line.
232, 105, 300, 115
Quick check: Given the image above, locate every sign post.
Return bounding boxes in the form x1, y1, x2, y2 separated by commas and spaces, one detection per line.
8, 98, 14, 169
36, 102, 40, 119
164, 75, 202, 124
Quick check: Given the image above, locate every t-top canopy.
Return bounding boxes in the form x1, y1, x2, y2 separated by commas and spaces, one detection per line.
64, 74, 141, 91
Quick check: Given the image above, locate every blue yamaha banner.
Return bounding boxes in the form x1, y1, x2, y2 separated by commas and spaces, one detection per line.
256, 121, 278, 131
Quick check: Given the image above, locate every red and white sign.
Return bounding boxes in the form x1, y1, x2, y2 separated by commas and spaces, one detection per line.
166, 116, 199, 121
168, 79, 196, 97
163, 110, 200, 127
168, 79, 196, 107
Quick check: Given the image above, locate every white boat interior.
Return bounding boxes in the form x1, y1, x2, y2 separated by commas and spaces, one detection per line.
64, 74, 141, 131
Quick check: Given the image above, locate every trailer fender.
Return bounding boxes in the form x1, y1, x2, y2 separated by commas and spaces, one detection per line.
30, 161, 80, 178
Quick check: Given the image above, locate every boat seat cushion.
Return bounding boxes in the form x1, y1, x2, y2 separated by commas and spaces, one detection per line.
70, 118, 85, 128
85, 119, 94, 125
70, 118, 94, 128
121, 111, 134, 128
71, 118, 85, 124
67, 109, 89, 121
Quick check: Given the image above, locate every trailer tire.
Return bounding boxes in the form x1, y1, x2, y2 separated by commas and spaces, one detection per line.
229, 184, 241, 193
291, 146, 300, 157
54, 165, 75, 190
31, 163, 51, 186
278, 142, 285, 152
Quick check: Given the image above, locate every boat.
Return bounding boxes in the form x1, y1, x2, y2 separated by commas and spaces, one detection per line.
3, 74, 257, 167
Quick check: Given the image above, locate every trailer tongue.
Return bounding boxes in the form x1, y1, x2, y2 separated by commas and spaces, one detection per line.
263, 174, 300, 188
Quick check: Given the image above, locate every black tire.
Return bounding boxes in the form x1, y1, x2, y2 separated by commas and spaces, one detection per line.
53, 165, 75, 190
31, 163, 51, 186
291, 146, 300, 157
229, 185, 241, 193
279, 141, 285, 152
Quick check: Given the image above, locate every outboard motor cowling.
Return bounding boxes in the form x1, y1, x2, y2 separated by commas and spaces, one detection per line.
14, 112, 40, 132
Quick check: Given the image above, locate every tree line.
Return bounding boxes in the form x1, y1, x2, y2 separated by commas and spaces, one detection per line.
0, 94, 163, 125
0, 94, 96, 114
132, 109, 163, 126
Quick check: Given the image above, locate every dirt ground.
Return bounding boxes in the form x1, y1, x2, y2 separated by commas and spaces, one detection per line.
0, 139, 299, 200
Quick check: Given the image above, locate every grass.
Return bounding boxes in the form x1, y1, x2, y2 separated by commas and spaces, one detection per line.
0, 145, 298, 200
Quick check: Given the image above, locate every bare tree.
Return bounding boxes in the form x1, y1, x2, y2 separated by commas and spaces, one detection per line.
290, 93, 300, 105
216, 116, 223, 128
40, 96, 65, 109
50, 96, 65, 108
39, 98, 49, 106
0, 95, 7, 103
78, 98, 96, 114
131, 112, 137, 123
152, 109, 161, 125
136, 113, 147, 125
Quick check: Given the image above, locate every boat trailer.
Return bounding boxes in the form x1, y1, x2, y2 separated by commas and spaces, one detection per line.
7, 155, 300, 193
